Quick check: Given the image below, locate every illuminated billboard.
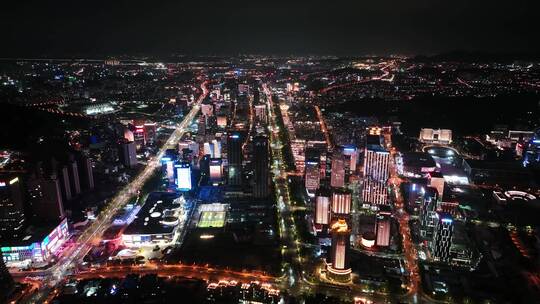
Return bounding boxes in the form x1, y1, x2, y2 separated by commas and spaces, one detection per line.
175, 163, 192, 191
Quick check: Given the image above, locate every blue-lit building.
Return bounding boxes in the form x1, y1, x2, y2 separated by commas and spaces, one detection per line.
175, 162, 193, 191
523, 128, 540, 168
227, 131, 243, 186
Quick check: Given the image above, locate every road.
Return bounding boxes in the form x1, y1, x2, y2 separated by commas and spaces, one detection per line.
263, 83, 396, 303
71, 263, 277, 283
263, 83, 304, 292
389, 150, 449, 304
319, 62, 393, 94
19, 79, 209, 303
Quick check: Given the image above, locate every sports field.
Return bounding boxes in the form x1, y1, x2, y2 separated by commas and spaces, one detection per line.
197, 211, 226, 228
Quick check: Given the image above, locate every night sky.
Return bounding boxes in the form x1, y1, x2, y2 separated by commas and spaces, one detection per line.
1, 0, 539, 57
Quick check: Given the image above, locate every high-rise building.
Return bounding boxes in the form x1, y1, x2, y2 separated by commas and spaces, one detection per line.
124, 128, 134, 142
59, 166, 72, 202
78, 155, 94, 190
212, 139, 222, 158
330, 152, 345, 188
254, 104, 267, 123
27, 176, 65, 223
199, 155, 210, 184
361, 178, 388, 206
315, 189, 331, 225
375, 210, 391, 247
210, 158, 223, 185
197, 116, 206, 139
429, 172, 445, 200
68, 160, 81, 195
331, 188, 351, 216
204, 142, 215, 157
305, 159, 320, 195
121, 140, 138, 168
227, 132, 243, 186
201, 102, 214, 117
252, 136, 269, 198
0, 175, 25, 241
419, 187, 439, 238
431, 212, 454, 262
162, 158, 175, 183
144, 122, 158, 145
0, 250, 14, 302
133, 124, 146, 148
523, 128, 540, 168
175, 162, 192, 191
364, 144, 390, 182
327, 219, 352, 282
342, 146, 358, 174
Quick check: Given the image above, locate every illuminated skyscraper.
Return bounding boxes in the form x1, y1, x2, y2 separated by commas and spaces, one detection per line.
431, 212, 454, 262
361, 178, 388, 206
375, 210, 391, 247
0, 175, 25, 241
364, 145, 390, 182
305, 159, 320, 195
342, 146, 358, 174
252, 136, 269, 198
133, 124, 146, 149
143, 122, 157, 145
315, 189, 331, 225
419, 187, 439, 238
330, 152, 345, 188
331, 188, 351, 216
327, 219, 352, 282
212, 139, 222, 158
227, 131, 243, 186
204, 142, 215, 157
304, 148, 321, 195
210, 158, 223, 185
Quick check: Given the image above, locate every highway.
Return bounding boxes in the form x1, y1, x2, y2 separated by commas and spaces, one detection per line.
19, 79, 209, 303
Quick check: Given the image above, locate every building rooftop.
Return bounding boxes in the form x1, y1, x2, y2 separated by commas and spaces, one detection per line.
123, 192, 183, 236
402, 152, 436, 168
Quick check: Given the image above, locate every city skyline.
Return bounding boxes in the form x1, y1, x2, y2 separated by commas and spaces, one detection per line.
1, 2, 540, 303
